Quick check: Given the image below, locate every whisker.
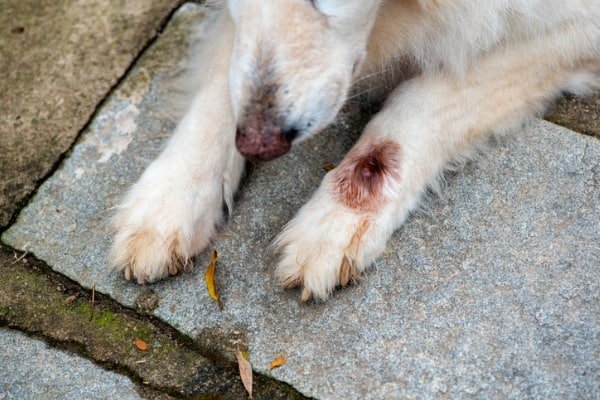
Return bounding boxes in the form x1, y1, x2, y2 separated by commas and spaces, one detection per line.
352, 67, 396, 85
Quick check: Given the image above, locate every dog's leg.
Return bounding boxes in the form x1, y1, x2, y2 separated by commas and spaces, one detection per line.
276, 31, 599, 301
109, 13, 243, 283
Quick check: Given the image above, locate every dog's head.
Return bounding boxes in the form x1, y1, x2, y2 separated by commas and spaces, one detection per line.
227, 0, 380, 160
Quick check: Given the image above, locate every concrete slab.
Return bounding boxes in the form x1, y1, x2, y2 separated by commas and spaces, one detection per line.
0, 0, 181, 228
3, 3, 600, 399
0, 329, 142, 400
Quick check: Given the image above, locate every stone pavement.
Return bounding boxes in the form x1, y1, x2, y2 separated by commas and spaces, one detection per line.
0, 329, 143, 400
1, 2, 599, 400
0, 0, 182, 228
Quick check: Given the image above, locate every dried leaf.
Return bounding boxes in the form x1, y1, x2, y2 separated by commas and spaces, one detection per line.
89, 284, 96, 322
134, 338, 149, 351
269, 355, 287, 370
63, 295, 77, 305
323, 162, 335, 172
300, 287, 311, 303
236, 345, 253, 399
204, 250, 223, 310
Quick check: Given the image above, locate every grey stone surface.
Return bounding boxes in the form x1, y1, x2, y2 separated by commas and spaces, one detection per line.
3, 3, 600, 399
0, 329, 142, 400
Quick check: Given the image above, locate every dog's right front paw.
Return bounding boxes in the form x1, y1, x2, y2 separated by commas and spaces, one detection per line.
109, 220, 194, 284
109, 199, 219, 283
108, 168, 224, 283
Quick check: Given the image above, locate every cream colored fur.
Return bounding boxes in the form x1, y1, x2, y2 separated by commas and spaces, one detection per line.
109, 0, 600, 300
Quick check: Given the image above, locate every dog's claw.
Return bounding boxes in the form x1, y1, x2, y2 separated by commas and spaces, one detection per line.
339, 255, 355, 287
124, 266, 132, 281
300, 287, 312, 303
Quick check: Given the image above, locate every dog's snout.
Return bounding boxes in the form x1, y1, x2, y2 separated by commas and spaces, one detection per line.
236, 113, 293, 161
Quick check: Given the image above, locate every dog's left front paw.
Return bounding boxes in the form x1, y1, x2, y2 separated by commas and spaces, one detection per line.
275, 185, 388, 302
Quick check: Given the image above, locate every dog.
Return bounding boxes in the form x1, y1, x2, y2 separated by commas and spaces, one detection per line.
109, 0, 600, 301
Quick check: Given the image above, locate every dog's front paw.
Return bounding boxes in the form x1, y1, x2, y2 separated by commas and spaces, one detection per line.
109, 218, 194, 284
275, 186, 388, 302
108, 165, 224, 284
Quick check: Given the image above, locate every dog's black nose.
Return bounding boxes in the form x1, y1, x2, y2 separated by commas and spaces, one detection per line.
236, 114, 294, 161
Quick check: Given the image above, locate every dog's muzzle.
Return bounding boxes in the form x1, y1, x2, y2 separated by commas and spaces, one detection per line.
235, 113, 297, 161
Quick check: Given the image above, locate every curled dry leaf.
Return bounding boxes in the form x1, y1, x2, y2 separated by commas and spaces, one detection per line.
236, 345, 253, 399
204, 250, 224, 310
323, 162, 335, 172
269, 355, 287, 370
63, 295, 77, 305
134, 338, 149, 351
89, 284, 96, 322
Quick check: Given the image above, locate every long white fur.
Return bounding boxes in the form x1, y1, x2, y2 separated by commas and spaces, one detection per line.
109, 0, 599, 299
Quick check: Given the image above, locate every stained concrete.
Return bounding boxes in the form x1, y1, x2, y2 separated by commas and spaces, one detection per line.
3, 3, 600, 400
0, 0, 182, 228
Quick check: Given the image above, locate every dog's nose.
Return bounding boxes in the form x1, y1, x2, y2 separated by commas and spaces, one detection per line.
236, 114, 296, 161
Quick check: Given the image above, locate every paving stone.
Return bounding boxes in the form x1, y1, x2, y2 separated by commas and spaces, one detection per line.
0, 0, 181, 228
0, 329, 142, 400
3, 3, 600, 399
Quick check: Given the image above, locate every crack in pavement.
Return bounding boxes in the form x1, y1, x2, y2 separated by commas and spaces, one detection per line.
0, 244, 310, 400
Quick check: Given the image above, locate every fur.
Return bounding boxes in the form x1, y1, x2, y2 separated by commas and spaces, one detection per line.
109, 0, 600, 301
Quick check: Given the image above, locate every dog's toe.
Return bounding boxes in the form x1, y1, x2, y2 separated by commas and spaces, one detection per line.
339, 255, 361, 288
108, 218, 194, 284
274, 190, 377, 301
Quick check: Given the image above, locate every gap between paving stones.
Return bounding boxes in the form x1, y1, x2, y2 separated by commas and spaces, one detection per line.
0, 244, 310, 400
545, 92, 600, 139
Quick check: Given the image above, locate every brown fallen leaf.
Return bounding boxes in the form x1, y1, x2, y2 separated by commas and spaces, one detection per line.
134, 338, 149, 351
89, 284, 96, 322
204, 250, 224, 310
236, 345, 253, 399
323, 162, 335, 172
269, 355, 286, 370
63, 295, 77, 305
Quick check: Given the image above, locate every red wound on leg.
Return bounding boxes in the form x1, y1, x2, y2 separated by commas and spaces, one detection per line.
332, 139, 402, 212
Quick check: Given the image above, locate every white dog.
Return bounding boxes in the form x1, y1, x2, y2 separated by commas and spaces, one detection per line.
109, 0, 600, 301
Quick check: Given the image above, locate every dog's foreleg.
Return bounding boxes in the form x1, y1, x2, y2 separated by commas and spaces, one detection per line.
276, 29, 599, 301
109, 13, 244, 283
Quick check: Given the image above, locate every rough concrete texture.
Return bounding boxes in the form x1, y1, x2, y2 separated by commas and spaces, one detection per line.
0, 0, 182, 229
546, 91, 600, 138
0, 328, 143, 400
3, 3, 600, 399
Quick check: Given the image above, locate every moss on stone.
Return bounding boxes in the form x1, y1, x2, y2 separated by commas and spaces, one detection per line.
0, 245, 308, 399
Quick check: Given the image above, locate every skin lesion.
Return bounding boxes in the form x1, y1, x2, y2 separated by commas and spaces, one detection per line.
331, 139, 402, 212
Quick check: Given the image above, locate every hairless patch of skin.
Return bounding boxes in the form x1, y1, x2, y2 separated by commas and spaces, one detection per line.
332, 139, 402, 212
